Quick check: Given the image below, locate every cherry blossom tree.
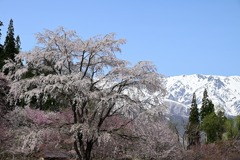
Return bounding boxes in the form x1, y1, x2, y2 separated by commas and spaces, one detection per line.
0, 73, 10, 152
0, 73, 9, 112
93, 111, 183, 160
4, 27, 166, 160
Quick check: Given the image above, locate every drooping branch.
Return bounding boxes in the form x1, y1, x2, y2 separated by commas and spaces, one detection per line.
3, 27, 166, 160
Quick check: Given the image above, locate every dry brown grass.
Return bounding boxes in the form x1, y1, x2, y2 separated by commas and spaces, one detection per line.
183, 140, 240, 160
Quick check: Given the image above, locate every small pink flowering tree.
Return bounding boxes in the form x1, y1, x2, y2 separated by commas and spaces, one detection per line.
4, 27, 166, 160
4, 107, 73, 155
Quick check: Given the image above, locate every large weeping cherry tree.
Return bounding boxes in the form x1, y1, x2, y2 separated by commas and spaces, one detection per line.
4, 27, 166, 160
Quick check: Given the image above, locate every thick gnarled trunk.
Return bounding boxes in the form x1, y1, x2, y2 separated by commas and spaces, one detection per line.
72, 103, 95, 160
73, 132, 94, 160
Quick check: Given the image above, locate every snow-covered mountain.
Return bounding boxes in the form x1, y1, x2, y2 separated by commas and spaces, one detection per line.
164, 74, 240, 117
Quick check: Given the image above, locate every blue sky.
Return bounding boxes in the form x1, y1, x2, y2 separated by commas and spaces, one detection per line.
1, 0, 240, 76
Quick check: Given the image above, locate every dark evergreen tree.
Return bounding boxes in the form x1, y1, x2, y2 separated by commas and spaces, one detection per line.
200, 89, 214, 121
0, 21, 3, 70
199, 89, 221, 143
217, 110, 227, 138
186, 92, 200, 148
4, 19, 19, 60
0, 49, 4, 70
15, 35, 21, 53
0, 21, 3, 40
1, 19, 21, 71
189, 93, 199, 124
207, 99, 215, 115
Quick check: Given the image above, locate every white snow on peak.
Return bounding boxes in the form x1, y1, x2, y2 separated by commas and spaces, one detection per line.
164, 74, 240, 116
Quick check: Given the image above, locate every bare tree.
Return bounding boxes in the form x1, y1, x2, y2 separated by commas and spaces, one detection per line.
4, 27, 166, 160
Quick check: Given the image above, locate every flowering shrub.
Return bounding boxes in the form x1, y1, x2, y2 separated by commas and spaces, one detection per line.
92, 112, 183, 160
3, 107, 73, 156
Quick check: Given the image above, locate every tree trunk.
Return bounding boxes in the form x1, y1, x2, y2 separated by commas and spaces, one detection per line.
74, 140, 82, 159
71, 102, 94, 160
85, 140, 93, 160
73, 130, 94, 160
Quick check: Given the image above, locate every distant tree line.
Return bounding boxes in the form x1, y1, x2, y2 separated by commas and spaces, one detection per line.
186, 89, 240, 149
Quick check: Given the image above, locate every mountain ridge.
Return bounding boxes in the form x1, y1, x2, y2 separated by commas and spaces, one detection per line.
164, 74, 240, 116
